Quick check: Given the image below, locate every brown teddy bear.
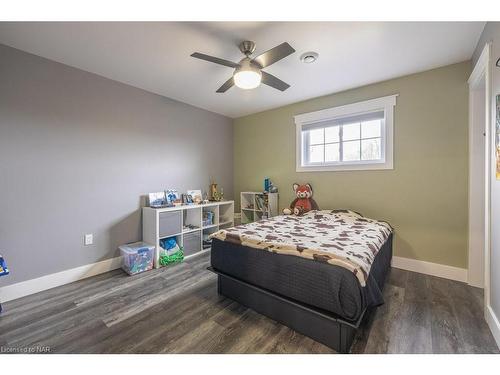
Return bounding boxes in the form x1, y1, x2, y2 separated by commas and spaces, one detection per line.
283, 183, 320, 216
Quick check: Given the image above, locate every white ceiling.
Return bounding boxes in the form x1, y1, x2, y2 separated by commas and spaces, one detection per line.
0, 22, 484, 118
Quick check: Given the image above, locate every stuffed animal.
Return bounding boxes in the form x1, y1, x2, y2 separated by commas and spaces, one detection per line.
283, 183, 320, 216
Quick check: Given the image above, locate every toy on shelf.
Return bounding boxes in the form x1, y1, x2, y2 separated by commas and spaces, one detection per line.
0, 254, 10, 313
264, 178, 271, 192
209, 177, 224, 201
119, 242, 155, 275
159, 237, 184, 266
264, 177, 279, 193
202, 192, 210, 204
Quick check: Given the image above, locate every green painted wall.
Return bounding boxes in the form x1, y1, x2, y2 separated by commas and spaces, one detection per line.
233, 61, 471, 268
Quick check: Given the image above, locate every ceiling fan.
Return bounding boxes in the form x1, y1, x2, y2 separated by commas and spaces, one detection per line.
191, 41, 295, 93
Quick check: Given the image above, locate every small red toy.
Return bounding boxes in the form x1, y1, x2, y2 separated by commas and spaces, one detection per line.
283, 183, 319, 216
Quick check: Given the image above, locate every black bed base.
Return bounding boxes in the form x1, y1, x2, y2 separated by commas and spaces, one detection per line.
208, 267, 366, 353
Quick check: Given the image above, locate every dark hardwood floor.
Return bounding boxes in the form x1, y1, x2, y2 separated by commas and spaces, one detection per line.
0, 252, 498, 354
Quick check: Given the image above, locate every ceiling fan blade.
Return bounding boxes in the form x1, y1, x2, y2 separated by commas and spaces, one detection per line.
261, 71, 290, 91
216, 77, 235, 93
191, 52, 240, 68
252, 42, 295, 68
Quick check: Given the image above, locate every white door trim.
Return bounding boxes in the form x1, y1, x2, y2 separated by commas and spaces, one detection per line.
469, 45, 490, 87
468, 43, 492, 309
468, 47, 488, 288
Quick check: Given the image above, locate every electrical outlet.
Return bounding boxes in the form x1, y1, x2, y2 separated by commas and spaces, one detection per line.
84, 234, 93, 246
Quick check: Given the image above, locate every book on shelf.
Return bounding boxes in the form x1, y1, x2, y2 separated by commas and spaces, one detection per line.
255, 194, 268, 212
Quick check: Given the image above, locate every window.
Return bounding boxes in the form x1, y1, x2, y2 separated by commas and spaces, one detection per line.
295, 95, 397, 172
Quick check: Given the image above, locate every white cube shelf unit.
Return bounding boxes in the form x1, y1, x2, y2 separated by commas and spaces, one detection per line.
240, 192, 279, 224
142, 201, 234, 268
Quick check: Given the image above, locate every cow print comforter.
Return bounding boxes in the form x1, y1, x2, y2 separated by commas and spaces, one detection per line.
210, 210, 392, 287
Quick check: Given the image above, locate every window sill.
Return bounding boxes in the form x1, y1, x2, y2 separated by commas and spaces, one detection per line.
296, 161, 393, 172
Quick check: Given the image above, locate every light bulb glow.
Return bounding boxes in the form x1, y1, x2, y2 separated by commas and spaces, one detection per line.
234, 70, 261, 90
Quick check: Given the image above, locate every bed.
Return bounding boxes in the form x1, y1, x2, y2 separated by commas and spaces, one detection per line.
209, 209, 393, 353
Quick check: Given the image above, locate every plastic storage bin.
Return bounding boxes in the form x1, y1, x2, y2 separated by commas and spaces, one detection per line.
159, 211, 182, 238
119, 241, 155, 275
184, 231, 201, 257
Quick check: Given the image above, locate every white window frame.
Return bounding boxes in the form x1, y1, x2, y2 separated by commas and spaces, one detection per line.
295, 94, 397, 172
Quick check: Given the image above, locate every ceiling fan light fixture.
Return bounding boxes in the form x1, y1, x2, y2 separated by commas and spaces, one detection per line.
234, 69, 262, 89
191, 41, 295, 92
233, 59, 262, 90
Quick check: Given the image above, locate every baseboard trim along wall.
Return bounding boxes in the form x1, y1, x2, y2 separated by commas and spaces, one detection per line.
0, 256, 122, 303
392, 256, 468, 283
486, 305, 500, 349
0, 255, 470, 303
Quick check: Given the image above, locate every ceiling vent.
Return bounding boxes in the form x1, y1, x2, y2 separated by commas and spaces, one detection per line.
300, 51, 319, 63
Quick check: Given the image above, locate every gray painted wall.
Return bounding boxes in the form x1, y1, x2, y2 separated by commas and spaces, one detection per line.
0, 44, 233, 286
473, 23, 500, 319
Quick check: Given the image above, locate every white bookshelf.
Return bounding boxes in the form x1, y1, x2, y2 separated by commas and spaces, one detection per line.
142, 201, 234, 268
240, 192, 279, 224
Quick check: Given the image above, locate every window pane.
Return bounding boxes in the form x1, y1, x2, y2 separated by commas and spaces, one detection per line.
325, 143, 340, 162
308, 128, 324, 145
325, 126, 340, 143
361, 120, 381, 139
309, 144, 324, 163
342, 123, 360, 141
343, 140, 361, 161
361, 138, 381, 160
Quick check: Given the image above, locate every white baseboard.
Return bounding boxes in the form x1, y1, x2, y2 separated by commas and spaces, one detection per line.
0, 256, 122, 303
0, 255, 470, 303
392, 256, 468, 283
485, 305, 500, 349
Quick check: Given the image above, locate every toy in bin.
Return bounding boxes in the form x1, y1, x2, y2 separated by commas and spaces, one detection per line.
119, 242, 154, 275
159, 237, 184, 266
0, 255, 9, 313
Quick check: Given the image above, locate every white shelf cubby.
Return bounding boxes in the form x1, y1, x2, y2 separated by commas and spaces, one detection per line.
142, 200, 234, 268
240, 192, 279, 224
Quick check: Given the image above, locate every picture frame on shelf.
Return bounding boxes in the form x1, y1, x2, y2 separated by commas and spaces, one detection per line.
148, 191, 169, 208
187, 189, 202, 204
182, 194, 194, 204
165, 189, 181, 205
